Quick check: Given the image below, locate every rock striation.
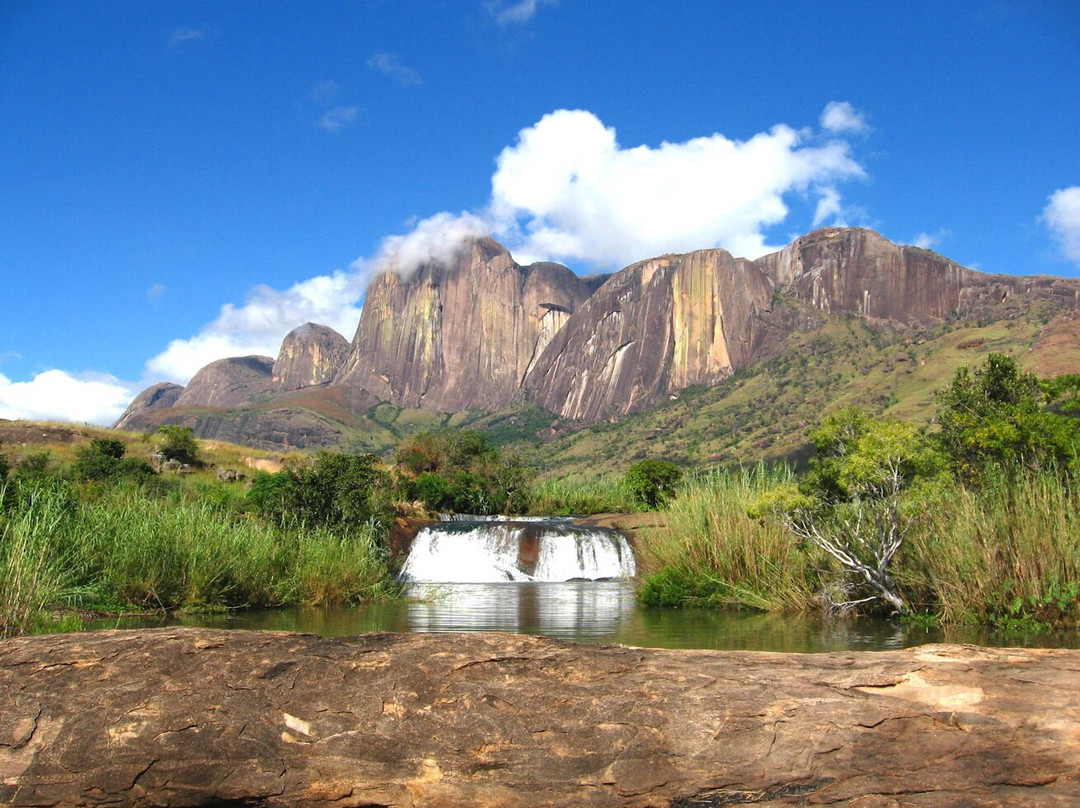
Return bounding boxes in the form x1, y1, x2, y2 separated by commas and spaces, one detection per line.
755, 227, 1078, 325
113, 381, 184, 430
272, 322, 350, 391
113, 228, 1080, 444
173, 355, 275, 409
2, 628, 1079, 807
334, 237, 594, 412
524, 249, 774, 421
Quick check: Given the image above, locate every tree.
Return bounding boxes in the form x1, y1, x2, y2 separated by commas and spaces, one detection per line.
752, 409, 946, 613
72, 438, 153, 482
156, 425, 201, 466
624, 459, 682, 510
248, 451, 393, 530
936, 354, 1080, 481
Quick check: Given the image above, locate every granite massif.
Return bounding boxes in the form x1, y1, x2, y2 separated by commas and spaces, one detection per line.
114, 228, 1080, 446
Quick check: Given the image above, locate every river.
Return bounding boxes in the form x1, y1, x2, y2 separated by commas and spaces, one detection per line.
85, 517, 1080, 651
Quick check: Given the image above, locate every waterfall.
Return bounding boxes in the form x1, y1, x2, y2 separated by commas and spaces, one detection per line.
399, 520, 637, 583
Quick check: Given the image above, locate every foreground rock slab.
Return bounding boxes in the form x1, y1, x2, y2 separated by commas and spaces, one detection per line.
2, 629, 1078, 807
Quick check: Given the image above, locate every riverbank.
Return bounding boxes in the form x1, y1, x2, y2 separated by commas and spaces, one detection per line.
3, 627, 1078, 806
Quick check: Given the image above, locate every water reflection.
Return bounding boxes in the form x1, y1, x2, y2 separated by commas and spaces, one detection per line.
83, 580, 1080, 652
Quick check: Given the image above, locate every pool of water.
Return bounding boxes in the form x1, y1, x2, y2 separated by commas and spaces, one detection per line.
85, 580, 1080, 652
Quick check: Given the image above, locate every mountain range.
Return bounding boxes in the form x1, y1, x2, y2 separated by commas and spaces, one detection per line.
115, 227, 1080, 470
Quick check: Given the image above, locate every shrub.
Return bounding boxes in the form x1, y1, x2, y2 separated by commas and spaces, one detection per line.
156, 425, 201, 466
72, 439, 154, 483
624, 459, 682, 510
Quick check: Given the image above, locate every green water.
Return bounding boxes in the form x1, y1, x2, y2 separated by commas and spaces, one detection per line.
85, 581, 1080, 652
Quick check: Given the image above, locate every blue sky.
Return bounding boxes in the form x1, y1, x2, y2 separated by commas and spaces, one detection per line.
2, 0, 1078, 424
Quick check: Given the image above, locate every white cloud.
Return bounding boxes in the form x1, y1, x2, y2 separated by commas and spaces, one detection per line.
374, 211, 490, 277
0, 370, 135, 426
170, 26, 217, 46
318, 106, 359, 132
144, 270, 366, 383
146, 283, 165, 303
486, 107, 866, 265
1043, 186, 1080, 267
821, 101, 869, 134
367, 53, 423, 87
309, 80, 340, 105
911, 229, 951, 251
489, 0, 554, 25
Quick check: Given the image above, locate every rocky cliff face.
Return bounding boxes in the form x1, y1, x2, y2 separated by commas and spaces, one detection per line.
334, 238, 594, 412
755, 227, 1078, 325
173, 355, 275, 409
113, 229, 1080, 446
525, 249, 774, 421
113, 382, 184, 430
271, 323, 349, 391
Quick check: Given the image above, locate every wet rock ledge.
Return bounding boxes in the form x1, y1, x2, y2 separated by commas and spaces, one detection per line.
2, 628, 1078, 807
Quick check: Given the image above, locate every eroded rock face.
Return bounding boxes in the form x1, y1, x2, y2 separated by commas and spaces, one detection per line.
272, 323, 350, 391
112, 382, 184, 429
334, 238, 594, 412
2, 628, 1078, 807
755, 227, 1079, 326
173, 355, 275, 409
525, 249, 774, 421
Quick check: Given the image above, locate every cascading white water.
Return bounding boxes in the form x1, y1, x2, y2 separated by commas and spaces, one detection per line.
399, 520, 636, 583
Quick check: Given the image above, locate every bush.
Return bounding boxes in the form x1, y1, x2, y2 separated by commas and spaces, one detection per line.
247, 452, 393, 531
624, 459, 682, 510
156, 425, 201, 466
72, 439, 154, 483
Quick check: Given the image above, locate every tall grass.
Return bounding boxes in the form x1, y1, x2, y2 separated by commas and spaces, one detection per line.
900, 470, 1080, 625
528, 474, 640, 515
0, 481, 397, 636
637, 465, 826, 611
0, 484, 77, 637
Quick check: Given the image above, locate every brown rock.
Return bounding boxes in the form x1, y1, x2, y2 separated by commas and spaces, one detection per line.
272, 323, 350, 391
2, 628, 1079, 807
112, 381, 184, 430
525, 249, 774, 421
334, 238, 594, 412
755, 227, 1078, 326
173, 355, 275, 409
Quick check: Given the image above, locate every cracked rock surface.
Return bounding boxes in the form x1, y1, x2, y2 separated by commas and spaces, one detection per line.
2, 628, 1078, 806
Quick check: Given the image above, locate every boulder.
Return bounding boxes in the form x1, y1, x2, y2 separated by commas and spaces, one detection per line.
2, 628, 1078, 806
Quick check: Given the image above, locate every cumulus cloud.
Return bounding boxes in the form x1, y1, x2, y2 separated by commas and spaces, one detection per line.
318, 106, 359, 132
374, 211, 490, 277
366, 53, 423, 87
1043, 186, 1080, 267
486, 107, 866, 265
144, 270, 366, 384
821, 101, 869, 134
0, 370, 135, 426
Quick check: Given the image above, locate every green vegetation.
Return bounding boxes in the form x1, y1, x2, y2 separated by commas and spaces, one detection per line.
640, 354, 1080, 627
155, 425, 202, 466
527, 474, 639, 515
395, 429, 532, 514
624, 459, 682, 510
638, 465, 823, 610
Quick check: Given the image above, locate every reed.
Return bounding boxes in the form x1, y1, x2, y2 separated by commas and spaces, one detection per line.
0, 484, 77, 637
900, 469, 1080, 625
528, 474, 639, 515
0, 481, 397, 635
638, 465, 825, 611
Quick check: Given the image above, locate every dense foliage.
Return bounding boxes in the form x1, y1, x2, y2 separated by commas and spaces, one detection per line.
71, 438, 154, 482
395, 429, 532, 515
935, 353, 1080, 481
623, 459, 683, 510
156, 425, 202, 466
247, 452, 393, 530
